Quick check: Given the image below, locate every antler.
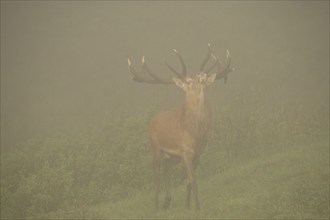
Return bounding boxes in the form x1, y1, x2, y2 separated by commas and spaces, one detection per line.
127, 49, 187, 84
200, 43, 234, 83
127, 44, 233, 84
165, 49, 187, 79
127, 56, 173, 84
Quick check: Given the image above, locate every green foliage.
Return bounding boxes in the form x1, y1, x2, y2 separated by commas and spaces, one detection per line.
1, 113, 152, 219
91, 139, 328, 219
1, 87, 328, 219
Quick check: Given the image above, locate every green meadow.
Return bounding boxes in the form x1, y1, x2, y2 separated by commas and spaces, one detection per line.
2, 97, 328, 219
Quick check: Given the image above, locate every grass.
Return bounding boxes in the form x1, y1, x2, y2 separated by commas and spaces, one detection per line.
89, 137, 329, 219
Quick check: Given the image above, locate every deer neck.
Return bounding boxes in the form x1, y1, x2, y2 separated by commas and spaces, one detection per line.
181, 91, 211, 141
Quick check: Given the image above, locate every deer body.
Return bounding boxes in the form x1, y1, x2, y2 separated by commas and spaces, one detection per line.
150, 96, 211, 158
149, 87, 212, 210
127, 43, 233, 211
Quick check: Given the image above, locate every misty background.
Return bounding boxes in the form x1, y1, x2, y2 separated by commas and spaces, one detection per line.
1, 1, 329, 219
1, 2, 329, 149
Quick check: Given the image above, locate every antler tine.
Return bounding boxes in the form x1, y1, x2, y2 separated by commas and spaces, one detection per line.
201, 43, 225, 75
141, 56, 154, 81
127, 58, 145, 83
198, 43, 234, 83
127, 56, 173, 84
165, 61, 184, 79
200, 43, 212, 72
205, 53, 220, 74
214, 49, 234, 83
173, 49, 187, 77
142, 56, 173, 83
165, 49, 187, 79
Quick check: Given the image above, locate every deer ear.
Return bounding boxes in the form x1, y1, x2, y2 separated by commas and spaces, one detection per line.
172, 77, 186, 90
207, 73, 217, 85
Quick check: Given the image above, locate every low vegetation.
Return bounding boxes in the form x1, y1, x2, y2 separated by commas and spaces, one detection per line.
1, 87, 329, 219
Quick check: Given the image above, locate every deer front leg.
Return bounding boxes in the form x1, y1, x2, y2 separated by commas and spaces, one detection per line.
183, 154, 200, 210
163, 159, 172, 209
153, 152, 161, 212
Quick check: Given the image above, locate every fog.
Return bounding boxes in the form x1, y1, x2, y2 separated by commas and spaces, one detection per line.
1, 1, 329, 149
1, 2, 329, 218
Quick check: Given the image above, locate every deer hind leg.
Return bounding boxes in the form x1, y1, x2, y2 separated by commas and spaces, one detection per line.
153, 150, 161, 212
163, 158, 172, 209
183, 155, 200, 210
193, 157, 200, 171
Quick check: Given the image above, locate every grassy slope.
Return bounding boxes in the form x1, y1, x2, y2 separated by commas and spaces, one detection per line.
90, 138, 329, 219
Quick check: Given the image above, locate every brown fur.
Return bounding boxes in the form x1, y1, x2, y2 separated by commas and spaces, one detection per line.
149, 73, 215, 211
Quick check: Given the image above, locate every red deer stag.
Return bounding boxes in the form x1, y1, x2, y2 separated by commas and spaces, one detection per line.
127, 43, 233, 211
